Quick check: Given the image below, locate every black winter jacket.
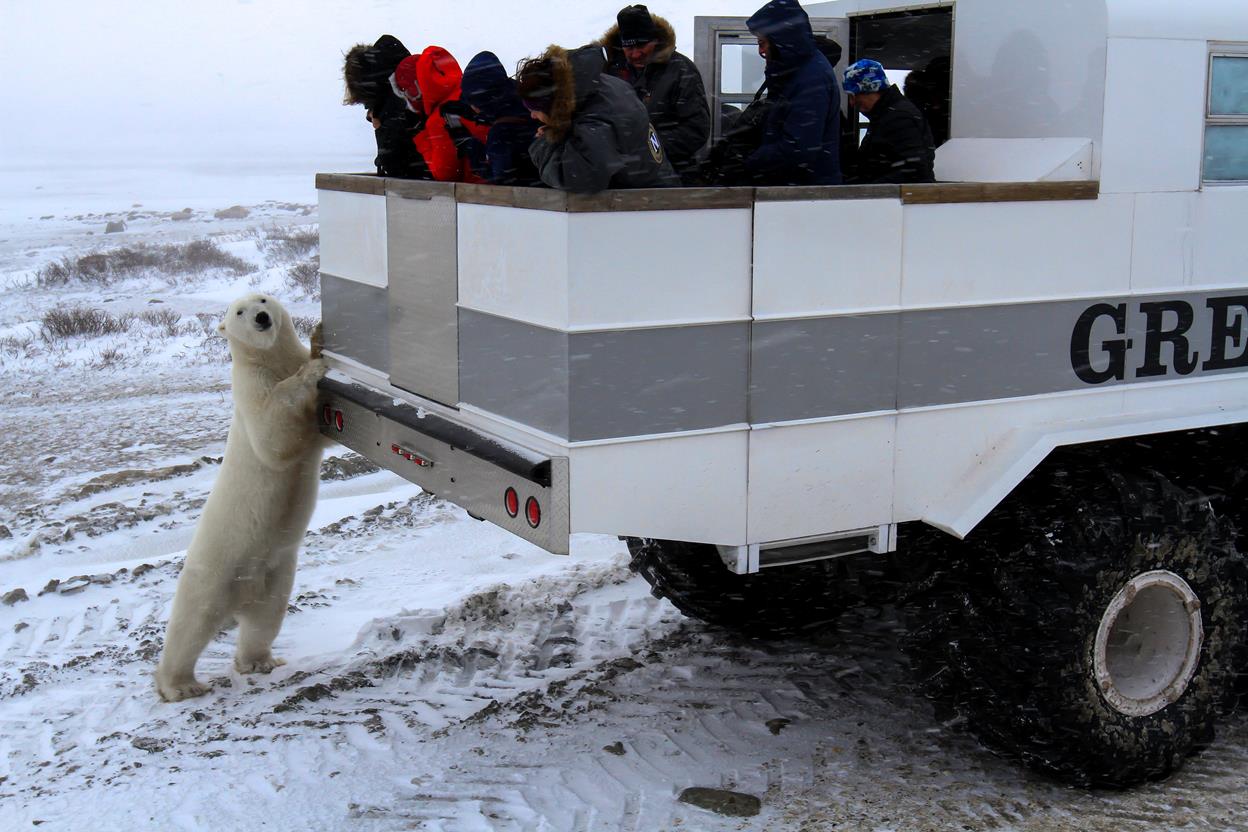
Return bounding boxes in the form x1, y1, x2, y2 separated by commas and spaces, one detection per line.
528, 45, 679, 193
354, 35, 427, 179
601, 16, 710, 182
850, 85, 936, 184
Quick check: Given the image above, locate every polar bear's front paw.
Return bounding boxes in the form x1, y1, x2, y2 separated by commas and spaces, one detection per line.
309, 322, 324, 359
234, 655, 286, 675
156, 676, 212, 703
298, 358, 328, 384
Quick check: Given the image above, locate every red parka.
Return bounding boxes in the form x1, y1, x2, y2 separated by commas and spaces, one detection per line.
394, 47, 489, 182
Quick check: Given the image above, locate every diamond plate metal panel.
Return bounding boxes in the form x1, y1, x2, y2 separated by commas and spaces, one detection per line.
387, 193, 460, 407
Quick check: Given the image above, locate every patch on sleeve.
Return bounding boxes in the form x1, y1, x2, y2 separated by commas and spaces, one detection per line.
647, 125, 665, 165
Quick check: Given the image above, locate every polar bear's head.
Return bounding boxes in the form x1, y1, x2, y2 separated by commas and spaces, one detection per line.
219, 293, 291, 352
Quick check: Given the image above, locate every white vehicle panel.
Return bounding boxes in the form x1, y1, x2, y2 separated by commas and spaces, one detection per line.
1194, 188, 1248, 284
319, 189, 388, 289
947, 0, 1107, 152
900, 196, 1135, 308
747, 415, 895, 544
1106, 0, 1248, 41
753, 199, 903, 318
934, 139, 1094, 184
1100, 38, 1206, 194
570, 429, 749, 544
1131, 192, 1198, 292
457, 203, 570, 331
893, 388, 1130, 534
1119, 376, 1248, 419
567, 210, 753, 330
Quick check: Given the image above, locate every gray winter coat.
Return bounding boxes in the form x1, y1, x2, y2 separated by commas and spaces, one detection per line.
528, 45, 679, 193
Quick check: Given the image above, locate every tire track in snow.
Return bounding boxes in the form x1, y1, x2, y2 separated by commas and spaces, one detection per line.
391, 609, 1248, 832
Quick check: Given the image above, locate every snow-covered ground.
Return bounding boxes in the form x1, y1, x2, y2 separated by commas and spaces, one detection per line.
2, 200, 1247, 832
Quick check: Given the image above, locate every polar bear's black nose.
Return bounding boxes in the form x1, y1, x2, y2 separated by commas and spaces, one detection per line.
254, 311, 272, 331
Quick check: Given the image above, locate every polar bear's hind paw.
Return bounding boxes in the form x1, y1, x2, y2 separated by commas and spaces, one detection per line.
235, 655, 286, 675
156, 678, 212, 702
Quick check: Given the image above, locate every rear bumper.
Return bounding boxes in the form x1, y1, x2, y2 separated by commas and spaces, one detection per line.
317, 378, 570, 554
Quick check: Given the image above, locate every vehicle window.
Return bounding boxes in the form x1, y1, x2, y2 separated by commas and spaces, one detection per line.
1205, 50, 1248, 181
720, 40, 766, 96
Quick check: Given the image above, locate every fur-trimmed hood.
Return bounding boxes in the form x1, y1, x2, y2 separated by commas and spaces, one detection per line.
599, 14, 677, 68
348, 34, 411, 113
536, 44, 606, 144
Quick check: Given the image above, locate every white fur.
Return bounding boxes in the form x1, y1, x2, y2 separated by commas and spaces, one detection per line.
155, 294, 325, 702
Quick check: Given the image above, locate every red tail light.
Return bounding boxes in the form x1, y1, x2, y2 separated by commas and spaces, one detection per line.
334, 411, 344, 432
504, 488, 520, 518
525, 497, 541, 529
322, 405, 332, 425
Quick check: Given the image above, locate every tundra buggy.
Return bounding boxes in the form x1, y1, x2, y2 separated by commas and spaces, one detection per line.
314, 0, 1248, 787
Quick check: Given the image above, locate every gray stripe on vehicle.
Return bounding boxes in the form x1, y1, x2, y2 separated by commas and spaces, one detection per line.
751, 315, 900, 424
457, 290, 1248, 441
321, 274, 390, 375
567, 322, 749, 441
898, 301, 1095, 409
458, 309, 571, 439
898, 292, 1248, 409
458, 310, 750, 441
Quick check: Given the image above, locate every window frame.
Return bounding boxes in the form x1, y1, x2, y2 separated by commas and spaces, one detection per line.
1203, 42, 1248, 185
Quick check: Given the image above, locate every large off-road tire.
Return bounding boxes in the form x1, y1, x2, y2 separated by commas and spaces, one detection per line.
626, 538, 860, 638
906, 453, 1248, 788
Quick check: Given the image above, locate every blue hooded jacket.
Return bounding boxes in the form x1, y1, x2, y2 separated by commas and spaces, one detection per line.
460, 52, 542, 186
745, 0, 842, 185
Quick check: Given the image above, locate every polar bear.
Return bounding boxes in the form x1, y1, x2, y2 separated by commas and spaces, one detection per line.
155, 293, 326, 702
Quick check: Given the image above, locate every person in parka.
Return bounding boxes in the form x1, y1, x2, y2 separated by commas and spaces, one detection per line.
342, 35, 427, 178
393, 46, 490, 183
459, 52, 542, 187
843, 59, 935, 184
515, 44, 679, 193
744, 0, 841, 186
599, 5, 710, 183
703, 33, 842, 186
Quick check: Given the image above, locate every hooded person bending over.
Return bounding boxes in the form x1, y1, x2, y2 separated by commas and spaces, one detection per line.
516, 45, 679, 193
342, 35, 426, 178
843, 59, 935, 184
460, 52, 542, 186
393, 47, 490, 182
744, 0, 841, 186
599, 5, 710, 183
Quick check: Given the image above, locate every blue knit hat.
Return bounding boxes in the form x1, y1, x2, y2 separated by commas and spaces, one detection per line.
844, 59, 889, 94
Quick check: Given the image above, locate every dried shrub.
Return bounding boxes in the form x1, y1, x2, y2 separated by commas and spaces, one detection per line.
179, 240, 250, 272
259, 225, 319, 263
0, 335, 36, 357
139, 308, 182, 337
96, 346, 125, 367
40, 307, 135, 341
36, 240, 252, 287
291, 316, 318, 340
35, 259, 74, 285
285, 257, 321, 298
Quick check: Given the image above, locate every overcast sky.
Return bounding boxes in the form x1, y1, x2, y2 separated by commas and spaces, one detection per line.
1, 0, 768, 171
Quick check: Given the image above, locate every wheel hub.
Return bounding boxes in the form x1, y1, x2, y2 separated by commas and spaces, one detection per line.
1093, 570, 1204, 717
